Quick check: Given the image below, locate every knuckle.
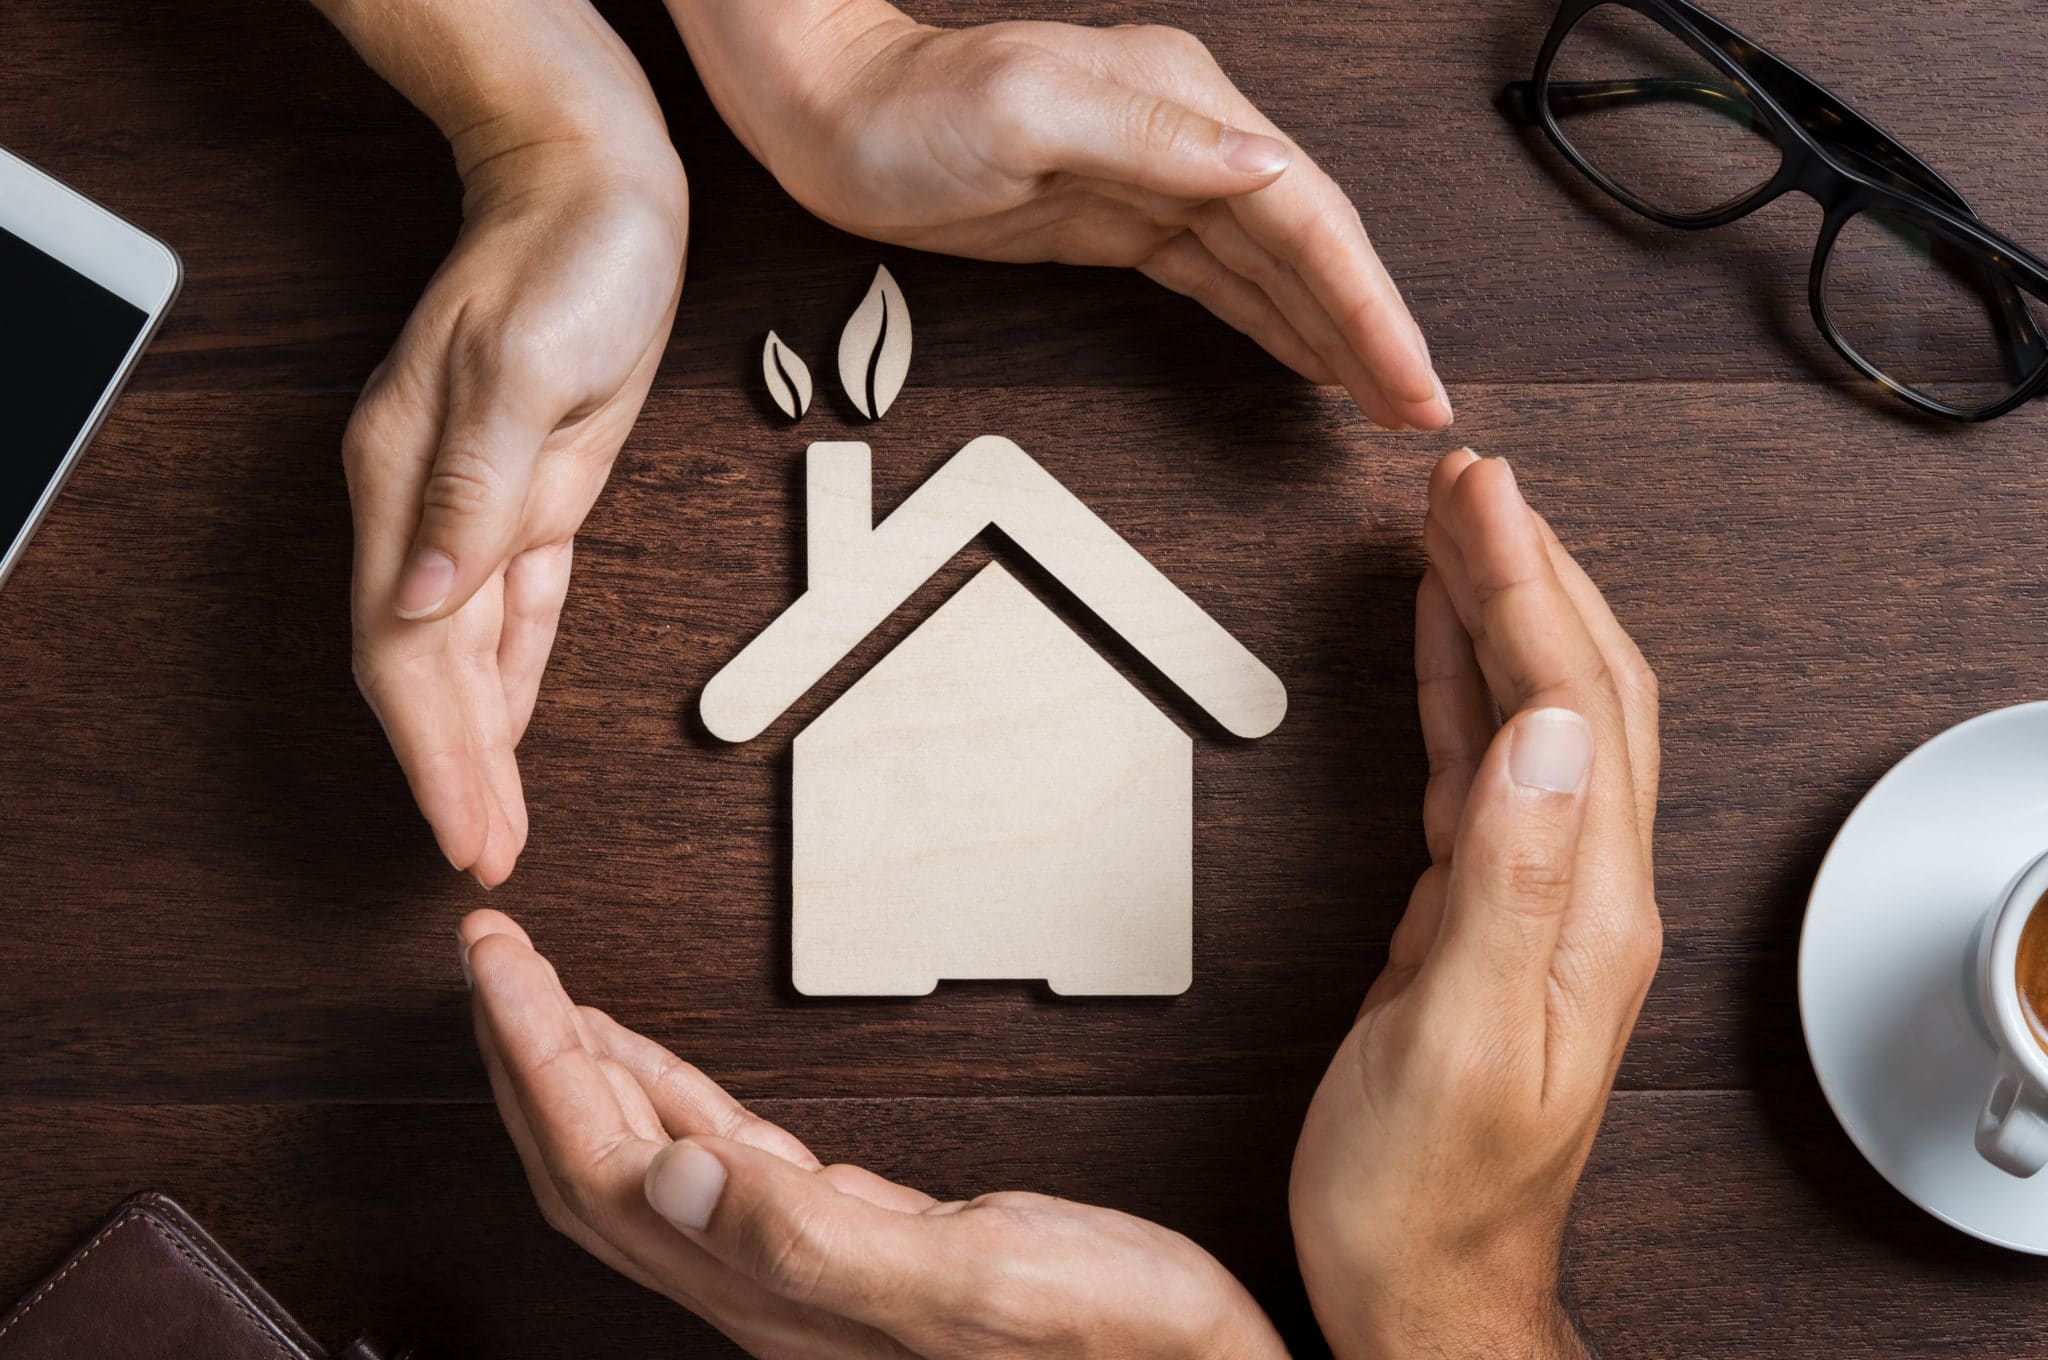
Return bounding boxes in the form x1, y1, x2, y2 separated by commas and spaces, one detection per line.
348, 646, 388, 709
1425, 746, 1480, 784
961, 46, 1065, 168
973, 1280, 1045, 1344
969, 41, 1058, 113
535, 1191, 579, 1241
340, 424, 372, 482
456, 319, 548, 387
964, 1189, 1047, 1218
1502, 840, 1576, 903
1430, 1027, 1517, 1101
1628, 904, 1666, 983
750, 1203, 837, 1303
1285, 201, 1356, 271
650, 1061, 722, 1127
652, 1052, 710, 1099
421, 447, 508, 525
1625, 655, 1662, 713
538, 1136, 620, 1218
937, 1245, 1037, 1338
715, 1101, 762, 1143
340, 397, 403, 485
1576, 651, 1617, 701
1132, 23, 1213, 67
1134, 96, 1195, 156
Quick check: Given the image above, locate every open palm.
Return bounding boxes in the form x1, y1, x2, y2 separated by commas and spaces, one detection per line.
459, 909, 1289, 1359
344, 150, 685, 883
678, 9, 1449, 432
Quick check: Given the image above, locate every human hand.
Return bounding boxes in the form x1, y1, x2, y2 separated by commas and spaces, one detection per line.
666, 0, 1448, 432
458, 909, 1288, 1359
321, 0, 688, 883
1289, 450, 1662, 1358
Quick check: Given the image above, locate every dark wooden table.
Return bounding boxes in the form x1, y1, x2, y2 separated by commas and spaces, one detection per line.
5, 1, 2048, 1354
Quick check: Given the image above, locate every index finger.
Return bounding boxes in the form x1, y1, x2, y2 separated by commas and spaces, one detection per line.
1416, 567, 1497, 865
1027, 23, 1449, 429
466, 929, 665, 1206
575, 1006, 823, 1170
1535, 518, 1661, 850
1226, 165, 1449, 428
1430, 456, 1621, 727
1425, 452, 1657, 815
462, 920, 668, 1296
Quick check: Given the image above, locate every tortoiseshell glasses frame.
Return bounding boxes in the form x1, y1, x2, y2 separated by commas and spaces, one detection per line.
1504, 0, 2048, 421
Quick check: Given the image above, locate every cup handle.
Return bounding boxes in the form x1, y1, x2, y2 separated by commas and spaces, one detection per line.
1977, 1063, 2048, 1177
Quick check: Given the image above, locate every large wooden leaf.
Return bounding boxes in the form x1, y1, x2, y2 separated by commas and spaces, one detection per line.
761, 330, 812, 420
837, 265, 911, 419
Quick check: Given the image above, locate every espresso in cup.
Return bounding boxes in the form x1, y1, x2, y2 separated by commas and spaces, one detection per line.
1976, 853, 2048, 1176
2019, 890, 2048, 1055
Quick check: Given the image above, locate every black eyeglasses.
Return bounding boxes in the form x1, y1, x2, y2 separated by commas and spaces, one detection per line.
1503, 0, 2048, 421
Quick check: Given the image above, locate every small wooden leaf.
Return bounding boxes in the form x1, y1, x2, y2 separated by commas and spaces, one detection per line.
837, 265, 911, 420
762, 330, 812, 420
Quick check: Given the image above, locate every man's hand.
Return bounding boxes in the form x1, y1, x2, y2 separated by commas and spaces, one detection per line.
1290, 450, 1662, 1358
665, 0, 1449, 433
459, 909, 1289, 1360
314, 0, 688, 883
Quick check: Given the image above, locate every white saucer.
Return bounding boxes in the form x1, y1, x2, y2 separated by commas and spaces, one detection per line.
1801, 700, 2048, 1252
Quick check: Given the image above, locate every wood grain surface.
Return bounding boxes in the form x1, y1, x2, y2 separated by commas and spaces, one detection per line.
3, 0, 2047, 1355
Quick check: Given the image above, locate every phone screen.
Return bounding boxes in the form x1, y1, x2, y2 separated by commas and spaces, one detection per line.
0, 224, 149, 550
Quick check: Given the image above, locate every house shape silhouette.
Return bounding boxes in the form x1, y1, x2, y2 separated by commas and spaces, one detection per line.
702, 435, 1286, 997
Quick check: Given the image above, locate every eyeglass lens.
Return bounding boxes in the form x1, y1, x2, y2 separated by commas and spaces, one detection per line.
1545, 3, 1780, 217
1822, 209, 2048, 416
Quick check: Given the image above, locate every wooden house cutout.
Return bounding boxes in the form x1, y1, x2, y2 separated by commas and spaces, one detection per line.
702, 435, 1286, 996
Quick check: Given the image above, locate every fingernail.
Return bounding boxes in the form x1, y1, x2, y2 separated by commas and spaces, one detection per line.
646, 1139, 727, 1232
1219, 127, 1291, 177
459, 935, 475, 989
395, 548, 455, 619
1511, 708, 1592, 793
1431, 372, 1454, 426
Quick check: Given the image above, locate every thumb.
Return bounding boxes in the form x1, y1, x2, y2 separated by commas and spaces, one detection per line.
1425, 707, 1594, 1025
645, 1135, 949, 1324
1031, 68, 1293, 200
393, 357, 560, 621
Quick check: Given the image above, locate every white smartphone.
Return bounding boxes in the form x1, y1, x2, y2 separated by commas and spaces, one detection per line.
0, 144, 181, 590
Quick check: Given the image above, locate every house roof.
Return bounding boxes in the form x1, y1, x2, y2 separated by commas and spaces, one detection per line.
701, 436, 1287, 743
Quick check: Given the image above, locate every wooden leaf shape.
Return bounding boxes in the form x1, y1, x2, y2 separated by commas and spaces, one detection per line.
837, 265, 911, 419
762, 330, 812, 420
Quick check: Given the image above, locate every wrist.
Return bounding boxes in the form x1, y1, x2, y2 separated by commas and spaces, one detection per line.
453, 130, 686, 235
660, 0, 913, 164
316, 0, 676, 188
1320, 1289, 1589, 1360
1328, 1298, 1589, 1360
1300, 1228, 1586, 1360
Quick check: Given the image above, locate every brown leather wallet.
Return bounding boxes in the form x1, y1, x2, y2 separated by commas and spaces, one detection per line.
0, 1193, 410, 1360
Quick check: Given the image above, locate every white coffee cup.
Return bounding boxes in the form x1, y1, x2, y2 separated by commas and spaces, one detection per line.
1974, 847, 2048, 1177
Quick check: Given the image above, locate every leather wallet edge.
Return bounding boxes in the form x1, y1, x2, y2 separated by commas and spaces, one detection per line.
0, 1191, 328, 1358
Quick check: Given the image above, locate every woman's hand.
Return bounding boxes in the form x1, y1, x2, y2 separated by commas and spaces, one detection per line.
345, 151, 684, 886
665, 0, 1449, 433
1289, 451, 1662, 1358
459, 909, 1288, 1360
314, 0, 687, 884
